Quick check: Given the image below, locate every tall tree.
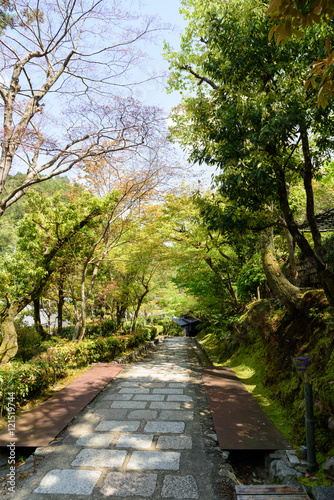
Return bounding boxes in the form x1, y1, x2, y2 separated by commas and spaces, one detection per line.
0, 190, 113, 363
165, 0, 334, 308
162, 189, 239, 307
0, 0, 167, 217
267, 0, 334, 107
71, 140, 180, 341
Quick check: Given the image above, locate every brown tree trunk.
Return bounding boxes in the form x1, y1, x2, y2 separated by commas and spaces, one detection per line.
276, 168, 334, 308
0, 304, 19, 363
283, 226, 298, 286
33, 296, 48, 340
77, 295, 87, 343
57, 274, 65, 337
72, 321, 81, 341
300, 126, 324, 260
260, 228, 303, 312
131, 286, 149, 333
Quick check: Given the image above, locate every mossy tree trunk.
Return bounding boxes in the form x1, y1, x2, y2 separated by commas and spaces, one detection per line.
0, 303, 20, 363
276, 163, 334, 309
33, 296, 48, 340
260, 228, 303, 312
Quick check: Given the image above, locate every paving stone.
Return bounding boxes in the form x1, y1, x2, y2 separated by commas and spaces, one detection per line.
71, 449, 127, 467
312, 486, 334, 500
116, 434, 154, 449
161, 474, 199, 498
127, 410, 158, 420
125, 377, 154, 382
116, 382, 146, 388
150, 402, 181, 410
101, 393, 133, 401
167, 395, 193, 402
133, 394, 165, 401
127, 451, 180, 470
95, 420, 141, 432
33, 469, 101, 495
111, 400, 147, 409
169, 383, 188, 388
101, 472, 158, 497
119, 388, 150, 394
142, 383, 167, 388
157, 435, 193, 450
76, 433, 114, 447
93, 409, 128, 420
152, 389, 184, 394
144, 421, 185, 434
159, 411, 194, 421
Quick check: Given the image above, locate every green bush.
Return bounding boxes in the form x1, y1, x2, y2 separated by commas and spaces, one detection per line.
15, 325, 44, 361
152, 316, 184, 336
166, 320, 184, 336
237, 253, 266, 301
0, 332, 148, 417
60, 325, 75, 339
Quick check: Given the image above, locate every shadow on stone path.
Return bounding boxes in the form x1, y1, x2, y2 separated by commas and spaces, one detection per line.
4, 338, 226, 499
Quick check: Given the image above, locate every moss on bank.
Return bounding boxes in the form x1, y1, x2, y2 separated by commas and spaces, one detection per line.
197, 292, 334, 467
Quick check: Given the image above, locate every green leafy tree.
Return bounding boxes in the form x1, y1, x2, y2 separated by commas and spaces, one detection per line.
160, 188, 245, 313
0, 190, 113, 363
267, 0, 334, 107
0, 174, 74, 255
165, 0, 334, 309
0, 0, 167, 218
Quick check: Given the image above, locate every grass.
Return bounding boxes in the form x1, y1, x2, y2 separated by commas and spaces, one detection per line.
204, 336, 295, 446
198, 330, 334, 486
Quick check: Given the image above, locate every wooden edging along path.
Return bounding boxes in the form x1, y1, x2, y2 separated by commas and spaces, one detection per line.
0, 337, 290, 452
0, 363, 124, 448
235, 484, 310, 499
200, 366, 291, 450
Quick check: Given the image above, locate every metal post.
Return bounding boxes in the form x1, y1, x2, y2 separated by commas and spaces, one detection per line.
304, 383, 318, 473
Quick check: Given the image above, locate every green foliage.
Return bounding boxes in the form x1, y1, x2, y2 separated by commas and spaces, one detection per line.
135, 326, 157, 341
237, 253, 267, 301
15, 325, 44, 362
0, 331, 149, 417
0, 175, 74, 255
60, 326, 75, 339
153, 317, 184, 336
201, 297, 334, 458
323, 233, 334, 272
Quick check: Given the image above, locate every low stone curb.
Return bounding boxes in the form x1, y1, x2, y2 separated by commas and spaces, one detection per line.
192, 338, 214, 367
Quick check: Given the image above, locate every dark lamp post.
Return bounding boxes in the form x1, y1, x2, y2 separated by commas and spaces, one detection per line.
292, 355, 318, 473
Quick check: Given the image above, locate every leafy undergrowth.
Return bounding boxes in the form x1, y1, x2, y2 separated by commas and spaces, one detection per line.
197, 292, 334, 486
0, 331, 153, 422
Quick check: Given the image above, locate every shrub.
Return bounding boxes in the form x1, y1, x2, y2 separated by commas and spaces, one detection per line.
237, 253, 266, 301
60, 325, 75, 339
15, 325, 44, 361
0, 332, 148, 417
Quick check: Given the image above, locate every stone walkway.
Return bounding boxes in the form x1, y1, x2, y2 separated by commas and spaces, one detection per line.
7, 338, 222, 499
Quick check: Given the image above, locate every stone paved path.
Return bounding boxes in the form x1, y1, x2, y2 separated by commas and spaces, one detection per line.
8, 338, 221, 499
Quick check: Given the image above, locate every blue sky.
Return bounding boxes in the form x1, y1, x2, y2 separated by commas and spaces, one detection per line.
137, 0, 216, 185
136, 0, 187, 112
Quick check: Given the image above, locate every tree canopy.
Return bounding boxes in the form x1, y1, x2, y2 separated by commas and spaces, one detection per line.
164, 0, 334, 308
0, 0, 169, 218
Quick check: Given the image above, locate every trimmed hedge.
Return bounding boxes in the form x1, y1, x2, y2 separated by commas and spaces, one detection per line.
0, 332, 148, 418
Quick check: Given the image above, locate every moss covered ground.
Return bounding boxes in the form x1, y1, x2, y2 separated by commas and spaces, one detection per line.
197, 292, 334, 486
